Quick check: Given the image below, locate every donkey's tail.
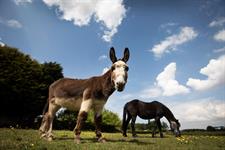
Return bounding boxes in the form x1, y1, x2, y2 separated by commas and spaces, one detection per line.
42, 99, 49, 116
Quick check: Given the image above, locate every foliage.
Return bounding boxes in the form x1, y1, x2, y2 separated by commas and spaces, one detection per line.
1, 128, 225, 150
54, 109, 121, 132
131, 120, 168, 132
207, 126, 216, 131
0, 46, 63, 128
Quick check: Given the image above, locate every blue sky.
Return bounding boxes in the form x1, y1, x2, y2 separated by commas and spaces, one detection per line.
0, 0, 225, 129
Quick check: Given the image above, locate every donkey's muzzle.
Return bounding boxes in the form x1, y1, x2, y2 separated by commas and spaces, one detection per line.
116, 82, 125, 92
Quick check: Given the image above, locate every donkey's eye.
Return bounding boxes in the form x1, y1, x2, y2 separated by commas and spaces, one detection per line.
125, 66, 129, 71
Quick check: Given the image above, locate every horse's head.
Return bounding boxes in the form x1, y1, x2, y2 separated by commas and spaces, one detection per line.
109, 47, 130, 92
170, 119, 181, 137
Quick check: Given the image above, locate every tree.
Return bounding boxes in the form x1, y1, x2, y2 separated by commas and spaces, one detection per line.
206, 126, 216, 131
54, 109, 121, 132
0, 46, 63, 128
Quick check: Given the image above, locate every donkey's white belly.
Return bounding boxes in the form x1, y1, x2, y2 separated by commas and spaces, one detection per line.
54, 97, 82, 111
52, 97, 106, 113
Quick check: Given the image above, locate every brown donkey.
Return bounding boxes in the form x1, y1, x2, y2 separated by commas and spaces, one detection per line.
39, 47, 130, 143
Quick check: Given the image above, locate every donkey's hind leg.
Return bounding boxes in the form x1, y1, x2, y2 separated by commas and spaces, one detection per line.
39, 101, 60, 141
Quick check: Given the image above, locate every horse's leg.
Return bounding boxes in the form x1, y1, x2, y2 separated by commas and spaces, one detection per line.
131, 116, 137, 137
156, 119, 163, 138
73, 99, 92, 144
152, 119, 158, 138
123, 113, 131, 137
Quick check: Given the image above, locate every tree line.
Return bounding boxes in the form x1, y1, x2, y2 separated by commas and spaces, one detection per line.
0, 46, 63, 128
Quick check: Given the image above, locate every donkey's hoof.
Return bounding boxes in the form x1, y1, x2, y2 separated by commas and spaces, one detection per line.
47, 136, 53, 141
98, 137, 106, 143
40, 133, 47, 139
75, 139, 81, 144
75, 135, 81, 144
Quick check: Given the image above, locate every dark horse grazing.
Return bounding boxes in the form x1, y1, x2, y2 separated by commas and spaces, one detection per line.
39, 47, 130, 143
122, 99, 181, 138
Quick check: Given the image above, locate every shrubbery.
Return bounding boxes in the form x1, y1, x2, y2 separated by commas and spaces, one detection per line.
53, 109, 121, 132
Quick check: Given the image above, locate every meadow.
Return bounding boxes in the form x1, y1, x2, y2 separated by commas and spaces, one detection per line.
0, 128, 225, 150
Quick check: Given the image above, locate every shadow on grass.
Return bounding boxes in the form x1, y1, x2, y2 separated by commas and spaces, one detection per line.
106, 138, 155, 145
54, 136, 155, 145
122, 133, 170, 139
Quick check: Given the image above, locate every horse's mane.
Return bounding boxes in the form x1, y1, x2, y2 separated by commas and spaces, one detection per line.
161, 103, 177, 123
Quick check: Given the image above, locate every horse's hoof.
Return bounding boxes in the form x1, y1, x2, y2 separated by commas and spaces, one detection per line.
98, 137, 106, 143
132, 135, 137, 138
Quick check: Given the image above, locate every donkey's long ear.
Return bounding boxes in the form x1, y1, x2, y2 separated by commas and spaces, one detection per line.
109, 47, 117, 63
122, 48, 130, 63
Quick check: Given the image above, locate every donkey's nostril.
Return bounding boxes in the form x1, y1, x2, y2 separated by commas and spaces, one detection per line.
116, 82, 124, 87
116, 82, 125, 92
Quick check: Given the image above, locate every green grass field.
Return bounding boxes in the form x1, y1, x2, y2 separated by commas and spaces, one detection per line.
0, 128, 224, 150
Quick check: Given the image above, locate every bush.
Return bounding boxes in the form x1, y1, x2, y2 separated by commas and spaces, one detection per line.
206, 126, 216, 131
54, 109, 121, 132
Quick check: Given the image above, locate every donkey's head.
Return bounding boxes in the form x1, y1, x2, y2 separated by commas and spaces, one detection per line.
109, 47, 130, 92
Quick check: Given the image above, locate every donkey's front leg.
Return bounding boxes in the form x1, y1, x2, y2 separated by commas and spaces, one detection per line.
74, 111, 88, 144
94, 113, 106, 143
74, 99, 92, 144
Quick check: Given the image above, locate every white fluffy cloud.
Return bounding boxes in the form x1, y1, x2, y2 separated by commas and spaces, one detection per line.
214, 29, 225, 42
209, 17, 225, 27
151, 26, 198, 58
173, 98, 225, 122
187, 55, 225, 91
0, 38, 5, 47
14, 0, 32, 5
42, 0, 126, 42
141, 62, 190, 98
